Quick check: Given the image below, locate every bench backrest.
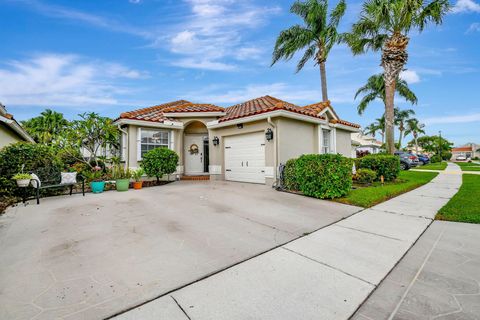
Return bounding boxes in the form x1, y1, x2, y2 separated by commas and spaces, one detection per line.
32, 166, 62, 186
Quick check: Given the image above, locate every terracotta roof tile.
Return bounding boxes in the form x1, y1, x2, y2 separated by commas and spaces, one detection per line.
162, 103, 224, 113
329, 119, 361, 128
119, 100, 191, 122
452, 147, 473, 152
220, 96, 325, 122
303, 100, 339, 119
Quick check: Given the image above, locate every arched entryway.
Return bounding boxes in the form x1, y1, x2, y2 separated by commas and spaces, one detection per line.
183, 121, 209, 175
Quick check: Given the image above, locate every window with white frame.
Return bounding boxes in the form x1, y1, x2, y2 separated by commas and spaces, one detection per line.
322, 129, 330, 154
140, 129, 169, 158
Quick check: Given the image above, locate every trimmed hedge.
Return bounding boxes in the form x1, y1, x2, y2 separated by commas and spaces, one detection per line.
288, 154, 353, 199
430, 154, 442, 163
141, 148, 179, 182
355, 168, 377, 184
283, 158, 299, 191
356, 154, 400, 182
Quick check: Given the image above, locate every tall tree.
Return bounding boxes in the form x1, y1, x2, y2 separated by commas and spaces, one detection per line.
354, 73, 417, 115
364, 115, 386, 143
271, 0, 347, 101
394, 107, 415, 148
21, 109, 69, 144
405, 118, 425, 154
345, 0, 449, 154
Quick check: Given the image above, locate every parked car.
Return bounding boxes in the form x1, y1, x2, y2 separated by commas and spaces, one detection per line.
456, 155, 467, 161
415, 154, 430, 165
394, 152, 416, 170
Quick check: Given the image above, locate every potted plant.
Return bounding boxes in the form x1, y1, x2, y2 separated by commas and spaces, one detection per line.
85, 166, 105, 194
112, 165, 132, 192
12, 173, 32, 187
132, 168, 144, 190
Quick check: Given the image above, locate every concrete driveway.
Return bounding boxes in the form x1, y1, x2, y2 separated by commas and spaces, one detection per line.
0, 181, 360, 320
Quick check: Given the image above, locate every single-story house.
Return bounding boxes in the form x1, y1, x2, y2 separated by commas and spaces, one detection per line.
451, 143, 479, 160
0, 103, 35, 149
351, 132, 382, 157
113, 96, 360, 186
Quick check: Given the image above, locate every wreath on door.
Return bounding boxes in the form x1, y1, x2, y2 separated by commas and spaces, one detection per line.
189, 144, 199, 155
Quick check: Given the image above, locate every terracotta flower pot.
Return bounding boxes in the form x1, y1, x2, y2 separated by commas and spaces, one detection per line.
133, 181, 143, 190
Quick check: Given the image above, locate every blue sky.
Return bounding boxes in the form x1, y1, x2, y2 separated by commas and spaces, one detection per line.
0, 0, 479, 146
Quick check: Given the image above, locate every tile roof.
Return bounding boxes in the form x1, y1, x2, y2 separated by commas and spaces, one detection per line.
117, 96, 360, 129
220, 95, 325, 123
452, 147, 473, 152
119, 100, 223, 122
162, 103, 224, 113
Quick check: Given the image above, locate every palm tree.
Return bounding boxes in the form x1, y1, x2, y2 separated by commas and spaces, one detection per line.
345, 0, 449, 154
395, 107, 415, 148
271, 0, 346, 101
405, 118, 425, 154
355, 73, 417, 115
22, 109, 69, 144
364, 115, 386, 143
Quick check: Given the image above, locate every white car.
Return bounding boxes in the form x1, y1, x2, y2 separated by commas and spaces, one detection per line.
456, 155, 467, 161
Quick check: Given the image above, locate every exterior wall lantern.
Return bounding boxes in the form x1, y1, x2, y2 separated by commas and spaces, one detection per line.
265, 128, 274, 141
212, 136, 220, 146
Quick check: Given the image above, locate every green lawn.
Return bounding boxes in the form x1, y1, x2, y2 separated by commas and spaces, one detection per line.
414, 162, 447, 171
335, 171, 438, 208
455, 162, 480, 172
436, 174, 480, 223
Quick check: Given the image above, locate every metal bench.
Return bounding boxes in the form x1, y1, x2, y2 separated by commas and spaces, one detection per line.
31, 167, 85, 204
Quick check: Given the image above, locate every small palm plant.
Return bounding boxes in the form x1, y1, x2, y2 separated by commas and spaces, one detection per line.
345, 0, 450, 154
355, 73, 417, 115
405, 118, 426, 154
271, 0, 347, 101
394, 107, 415, 148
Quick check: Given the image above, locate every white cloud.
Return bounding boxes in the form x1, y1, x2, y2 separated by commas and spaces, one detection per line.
451, 0, 480, 13
468, 22, 480, 32
400, 70, 421, 84
186, 83, 321, 105
423, 113, 480, 125
129, 0, 141, 3
0, 54, 146, 107
167, 0, 281, 70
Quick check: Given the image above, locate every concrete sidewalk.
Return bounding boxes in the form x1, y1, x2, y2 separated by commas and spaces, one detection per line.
114, 165, 462, 320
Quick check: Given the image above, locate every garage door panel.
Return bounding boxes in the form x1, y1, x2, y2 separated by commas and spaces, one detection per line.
225, 132, 266, 184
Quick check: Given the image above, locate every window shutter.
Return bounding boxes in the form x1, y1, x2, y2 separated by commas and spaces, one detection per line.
137, 128, 142, 161
169, 130, 174, 150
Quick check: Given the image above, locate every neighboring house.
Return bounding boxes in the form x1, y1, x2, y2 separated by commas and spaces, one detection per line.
351, 132, 382, 157
0, 103, 35, 149
451, 143, 480, 160
113, 96, 360, 186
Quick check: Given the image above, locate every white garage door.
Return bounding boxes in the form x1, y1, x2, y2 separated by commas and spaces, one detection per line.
225, 132, 266, 184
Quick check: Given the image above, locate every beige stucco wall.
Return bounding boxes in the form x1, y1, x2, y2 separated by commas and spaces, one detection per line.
335, 128, 353, 157
0, 123, 23, 149
276, 117, 317, 164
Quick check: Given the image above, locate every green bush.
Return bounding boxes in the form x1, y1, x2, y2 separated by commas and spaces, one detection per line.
430, 154, 442, 163
283, 158, 299, 191
356, 154, 400, 182
295, 154, 353, 199
0, 142, 63, 198
441, 151, 452, 161
141, 148, 179, 182
355, 168, 377, 184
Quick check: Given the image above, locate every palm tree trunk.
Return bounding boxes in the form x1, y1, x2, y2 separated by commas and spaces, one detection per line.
319, 61, 328, 102
398, 129, 403, 149
414, 133, 419, 155
384, 80, 396, 154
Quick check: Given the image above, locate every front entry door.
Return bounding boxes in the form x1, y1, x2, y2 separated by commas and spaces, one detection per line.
185, 135, 206, 175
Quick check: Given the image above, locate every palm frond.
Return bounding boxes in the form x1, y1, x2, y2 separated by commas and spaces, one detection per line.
296, 44, 317, 72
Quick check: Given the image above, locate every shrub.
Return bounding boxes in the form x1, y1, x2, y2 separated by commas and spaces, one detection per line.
141, 148, 179, 182
356, 154, 400, 182
295, 154, 353, 199
356, 150, 371, 158
430, 154, 442, 163
0, 142, 63, 198
283, 158, 299, 191
354, 168, 377, 184
441, 151, 452, 161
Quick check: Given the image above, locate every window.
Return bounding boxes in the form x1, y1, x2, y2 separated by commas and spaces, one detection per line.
140, 129, 169, 158
322, 129, 330, 154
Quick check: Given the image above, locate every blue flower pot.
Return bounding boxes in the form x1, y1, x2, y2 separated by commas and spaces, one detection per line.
90, 181, 105, 193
